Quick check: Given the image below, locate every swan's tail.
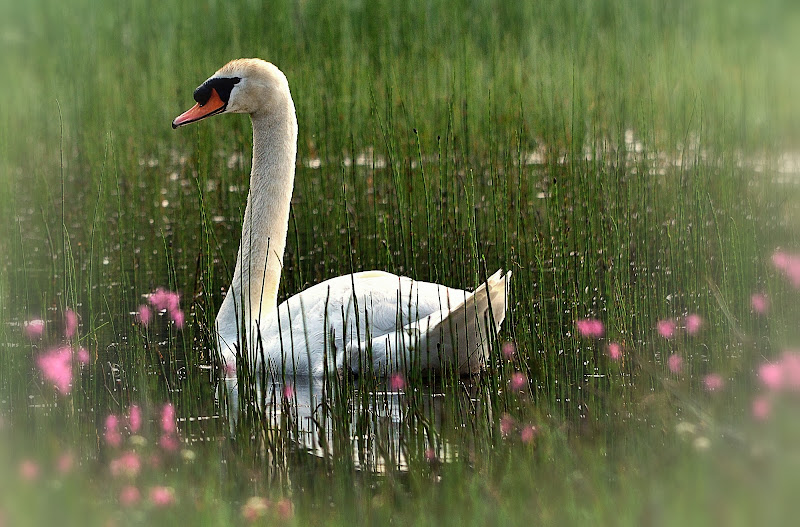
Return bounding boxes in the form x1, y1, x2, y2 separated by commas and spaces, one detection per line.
347, 269, 512, 375
422, 268, 511, 373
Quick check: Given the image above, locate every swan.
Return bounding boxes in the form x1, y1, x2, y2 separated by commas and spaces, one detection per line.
172, 58, 510, 379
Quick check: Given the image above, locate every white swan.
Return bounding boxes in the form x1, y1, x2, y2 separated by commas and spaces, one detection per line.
173, 58, 510, 379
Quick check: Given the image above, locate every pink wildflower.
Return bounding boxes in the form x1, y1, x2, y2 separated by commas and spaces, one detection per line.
148, 486, 175, 507
160, 404, 176, 434
165, 292, 180, 314
105, 414, 122, 447
510, 372, 527, 392
520, 425, 537, 443
282, 384, 295, 400
685, 314, 702, 335
57, 452, 74, 474
18, 460, 39, 482
119, 486, 141, 507
148, 289, 170, 311
171, 309, 185, 328
37, 347, 73, 394
667, 354, 683, 374
772, 250, 800, 287
159, 434, 179, 452
772, 250, 789, 270
76, 347, 90, 365
110, 451, 141, 478
750, 293, 769, 315
24, 319, 45, 339
137, 305, 151, 326
149, 289, 181, 316
502, 342, 516, 360
223, 360, 237, 377
64, 309, 78, 338
575, 318, 604, 338
275, 498, 293, 520
499, 413, 515, 436
424, 449, 437, 462
752, 396, 771, 421
389, 373, 405, 391
128, 405, 142, 434
241, 497, 270, 522
607, 342, 622, 361
759, 363, 784, 390
781, 351, 800, 390
148, 453, 162, 469
657, 319, 676, 339
703, 373, 725, 392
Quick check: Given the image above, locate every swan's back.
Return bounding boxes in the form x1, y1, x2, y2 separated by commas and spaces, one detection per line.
254, 270, 510, 376
258, 271, 467, 375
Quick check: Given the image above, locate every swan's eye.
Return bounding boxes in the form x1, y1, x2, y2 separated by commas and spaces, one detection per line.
193, 77, 242, 106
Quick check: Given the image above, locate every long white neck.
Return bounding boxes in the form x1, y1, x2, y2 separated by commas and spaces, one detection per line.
216, 94, 297, 358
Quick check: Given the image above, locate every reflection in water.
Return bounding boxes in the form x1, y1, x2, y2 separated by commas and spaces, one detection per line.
222, 374, 480, 472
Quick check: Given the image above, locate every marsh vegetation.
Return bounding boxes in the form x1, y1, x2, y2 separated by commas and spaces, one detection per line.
2, 0, 800, 524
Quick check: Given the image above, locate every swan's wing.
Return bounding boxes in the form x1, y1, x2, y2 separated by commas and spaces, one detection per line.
345, 270, 512, 375
262, 271, 466, 375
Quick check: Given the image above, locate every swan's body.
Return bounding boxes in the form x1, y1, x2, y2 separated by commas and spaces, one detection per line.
173, 59, 510, 379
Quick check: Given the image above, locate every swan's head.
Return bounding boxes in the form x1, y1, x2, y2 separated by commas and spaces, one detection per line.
172, 58, 291, 129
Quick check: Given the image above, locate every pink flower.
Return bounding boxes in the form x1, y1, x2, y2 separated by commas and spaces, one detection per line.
772, 250, 789, 270
657, 320, 676, 339
24, 319, 45, 339
389, 372, 405, 391
575, 318, 604, 338
18, 460, 40, 482
128, 405, 142, 434
37, 347, 73, 394
781, 351, 800, 390
137, 305, 151, 326
510, 372, 527, 392
685, 314, 702, 335
148, 486, 175, 507
750, 293, 769, 315
282, 384, 295, 400
148, 453, 163, 469
56, 452, 74, 474
772, 250, 800, 288
64, 309, 78, 338
171, 309, 185, 328
275, 498, 293, 520
160, 403, 176, 434
501, 342, 516, 360
223, 361, 237, 377
149, 289, 181, 315
119, 486, 141, 507
424, 449, 437, 462
110, 451, 141, 478
241, 497, 270, 522
667, 354, 683, 374
159, 434, 179, 452
499, 413, 515, 436
752, 396, 771, 421
148, 289, 169, 311
703, 373, 724, 392
759, 363, 784, 390
105, 414, 122, 447
520, 425, 537, 443
607, 342, 622, 361
76, 347, 90, 365
165, 292, 180, 314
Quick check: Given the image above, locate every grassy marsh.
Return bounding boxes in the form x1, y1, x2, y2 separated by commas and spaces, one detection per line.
2, 0, 800, 525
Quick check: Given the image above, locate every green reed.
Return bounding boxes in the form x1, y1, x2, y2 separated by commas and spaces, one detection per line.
1, 0, 800, 524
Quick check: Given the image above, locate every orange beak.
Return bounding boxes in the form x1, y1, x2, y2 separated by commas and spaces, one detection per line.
172, 88, 226, 128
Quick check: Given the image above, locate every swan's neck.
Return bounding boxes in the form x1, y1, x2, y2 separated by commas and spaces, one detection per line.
217, 97, 297, 353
